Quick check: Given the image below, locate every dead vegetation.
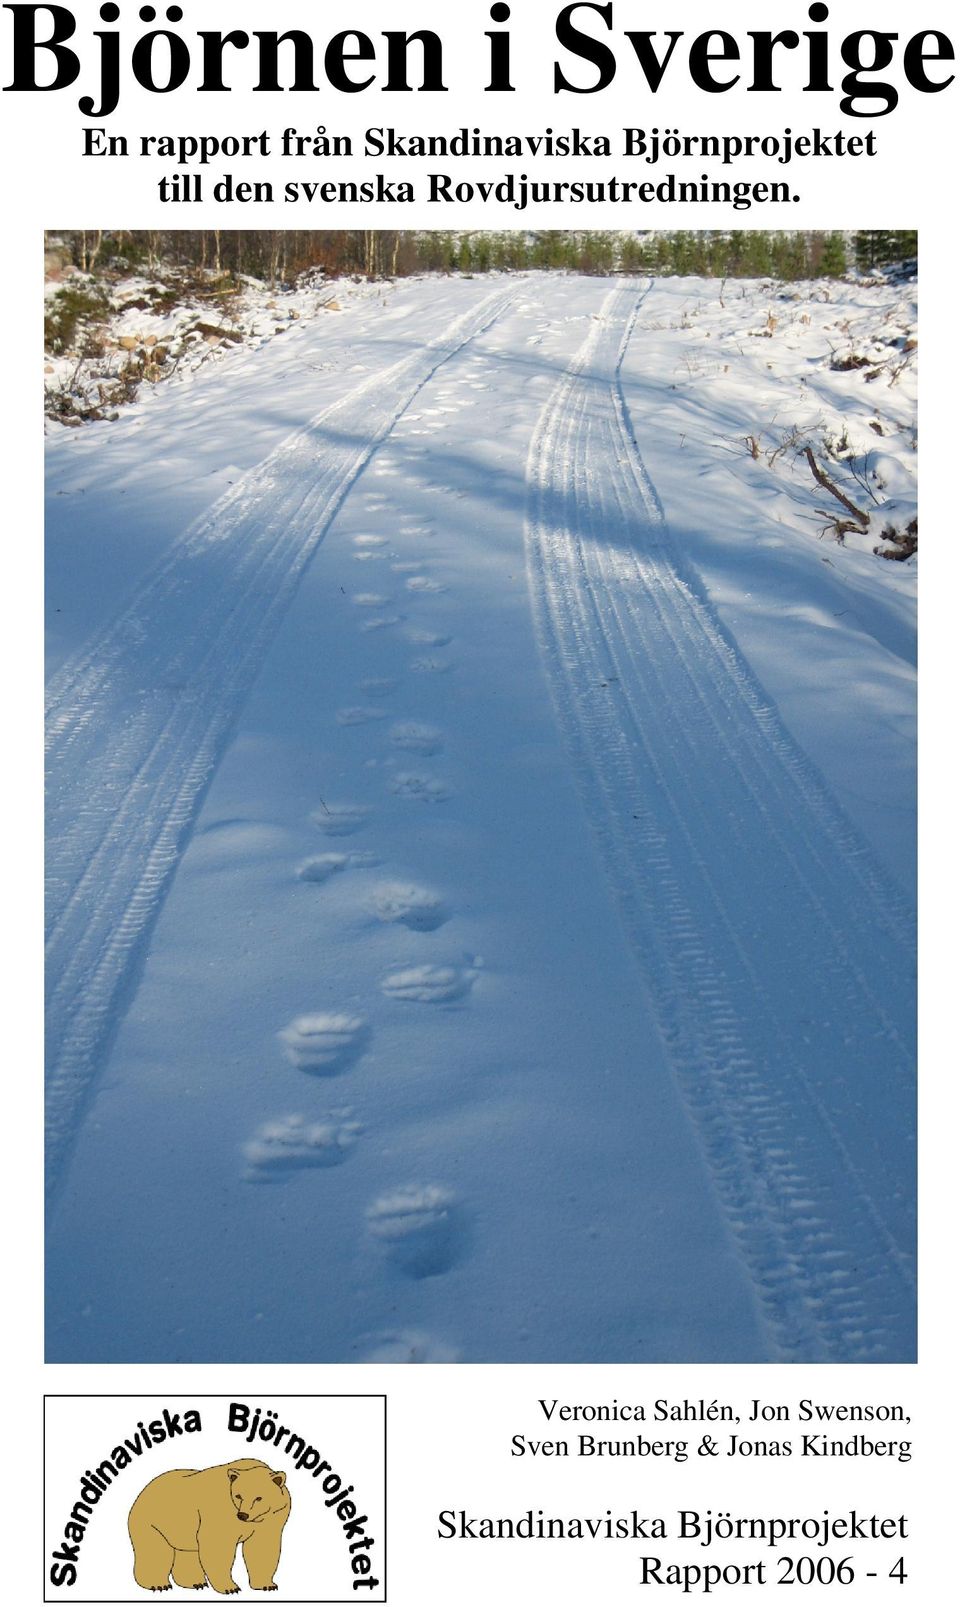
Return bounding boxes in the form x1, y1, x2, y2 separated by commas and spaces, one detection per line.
801, 446, 872, 543
727, 416, 916, 558
43, 262, 342, 424
874, 518, 918, 561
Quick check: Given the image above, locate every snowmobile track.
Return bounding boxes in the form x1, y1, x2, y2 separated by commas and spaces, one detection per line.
44, 287, 515, 1197
524, 281, 916, 1361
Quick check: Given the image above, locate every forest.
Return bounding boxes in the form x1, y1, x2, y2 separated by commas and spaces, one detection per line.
51, 228, 917, 286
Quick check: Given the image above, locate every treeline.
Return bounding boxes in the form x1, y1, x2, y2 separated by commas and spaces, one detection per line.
850, 230, 918, 272
48, 229, 917, 285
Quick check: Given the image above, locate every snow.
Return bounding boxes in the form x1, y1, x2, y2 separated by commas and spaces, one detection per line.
45, 270, 916, 1364
617, 275, 916, 897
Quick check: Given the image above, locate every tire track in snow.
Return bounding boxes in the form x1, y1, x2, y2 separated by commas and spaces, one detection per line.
45, 286, 515, 1197
524, 281, 916, 1361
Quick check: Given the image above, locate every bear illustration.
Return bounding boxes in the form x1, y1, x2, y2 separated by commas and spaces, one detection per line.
128, 1458, 291, 1594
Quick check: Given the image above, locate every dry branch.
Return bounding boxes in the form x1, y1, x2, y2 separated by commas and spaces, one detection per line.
802, 447, 870, 529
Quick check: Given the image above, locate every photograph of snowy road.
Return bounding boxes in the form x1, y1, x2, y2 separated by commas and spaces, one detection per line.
45, 234, 916, 1363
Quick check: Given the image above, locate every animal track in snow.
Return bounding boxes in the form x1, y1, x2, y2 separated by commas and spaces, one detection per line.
370, 882, 449, 931
389, 772, 450, 803
366, 1183, 464, 1277
297, 850, 378, 883
311, 803, 370, 836
381, 964, 475, 1003
389, 721, 444, 756
405, 575, 447, 594
297, 852, 348, 883
409, 655, 453, 674
278, 1012, 370, 1074
243, 1113, 361, 1182
359, 1330, 460, 1363
352, 538, 388, 562
359, 677, 397, 698
360, 614, 404, 633
336, 706, 388, 727
406, 628, 451, 647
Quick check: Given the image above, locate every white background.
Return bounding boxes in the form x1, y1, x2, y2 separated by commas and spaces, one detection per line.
5, 1, 955, 1601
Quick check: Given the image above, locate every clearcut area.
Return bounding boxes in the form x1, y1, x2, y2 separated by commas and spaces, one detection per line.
45, 270, 916, 1363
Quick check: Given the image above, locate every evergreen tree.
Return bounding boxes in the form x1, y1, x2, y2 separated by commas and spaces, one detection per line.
854, 230, 892, 271
819, 233, 848, 278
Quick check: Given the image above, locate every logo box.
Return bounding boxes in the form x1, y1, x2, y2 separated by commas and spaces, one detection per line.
44, 1395, 387, 1602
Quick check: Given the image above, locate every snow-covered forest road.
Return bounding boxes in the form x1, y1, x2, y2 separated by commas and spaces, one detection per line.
45, 285, 515, 1192
46, 271, 916, 1363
